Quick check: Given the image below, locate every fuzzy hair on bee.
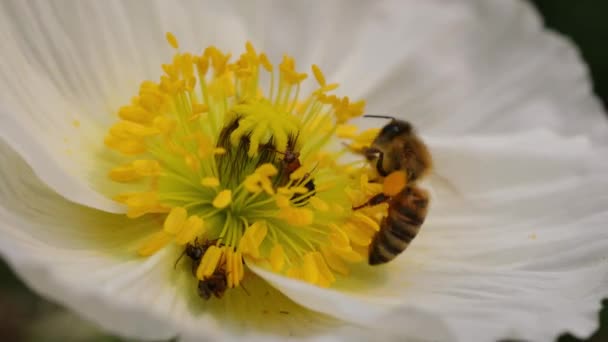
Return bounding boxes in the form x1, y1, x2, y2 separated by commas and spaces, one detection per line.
354, 115, 433, 265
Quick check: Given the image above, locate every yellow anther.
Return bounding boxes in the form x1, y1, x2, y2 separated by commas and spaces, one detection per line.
192, 103, 209, 114
239, 221, 268, 258
277, 187, 294, 195
309, 197, 329, 211
275, 195, 291, 208
244, 166, 276, 195
153, 116, 176, 135
166, 32, 179, 49
302, 253, 319, 284
244, 173, 263, 193
175, 215, 205, 245
312, 252, 335, 287
311, 64, 326, 87
104, 134, 147, 155
259, 53, 273, 72
118, 105, 155, 124
256, 163, 278, 177
110, 121, 159, 138
329, 226, 350, 249
201, 177, 220, 188
336, 124, 358, 138
320, 246, 349, 276
195, 55, 209, 75
123, 192, 165, 218
132, 160, 161, 176
343, 223, 372, 246
162, 63, 178, 79
197, 246, 223, 280
289, 166, 308, 180
331, 246, 363, 262
278, 207, 313, 226
163, 207, 187, 235
225, 248, 235, 288
108, 164, 139, 183
383, 171, 407, 196
137, 231, 172, 256
352, 212, 380, 231
270, 244, 285, 272
212, 190, 232, 209
291, 186, 310, 194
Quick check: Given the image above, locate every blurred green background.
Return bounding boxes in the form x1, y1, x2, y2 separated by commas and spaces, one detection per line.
0, 1, 607, 341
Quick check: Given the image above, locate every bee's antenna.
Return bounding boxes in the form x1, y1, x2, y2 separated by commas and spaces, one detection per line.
363, 114, 395, 120
174, 249, 187, 269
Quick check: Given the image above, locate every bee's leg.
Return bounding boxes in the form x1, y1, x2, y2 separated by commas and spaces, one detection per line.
352, 193, 390, 210
364, 147, 380, 161
373, 151, 390, 177
173, 249, 188, 269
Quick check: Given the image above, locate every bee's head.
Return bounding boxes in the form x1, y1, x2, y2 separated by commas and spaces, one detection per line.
375, 119, 412, 144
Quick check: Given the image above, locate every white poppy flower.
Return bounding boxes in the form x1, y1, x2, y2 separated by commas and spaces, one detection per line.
1, 1, 607, 342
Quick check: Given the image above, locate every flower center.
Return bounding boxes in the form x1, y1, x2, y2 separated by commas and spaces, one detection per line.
104, 33, 385, 297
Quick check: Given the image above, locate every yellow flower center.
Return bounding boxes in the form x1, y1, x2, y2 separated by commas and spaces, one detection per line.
104, 33, 385, 297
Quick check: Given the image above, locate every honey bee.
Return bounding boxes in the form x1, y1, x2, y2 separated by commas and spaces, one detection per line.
262, 139, 316, 206
197, 267, 228, 300
353, 115, 432, 265
174, 238, 216, 274
175, 238, 229, 300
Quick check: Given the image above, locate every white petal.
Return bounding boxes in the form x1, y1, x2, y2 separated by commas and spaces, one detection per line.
332, 1, 607, 142
0, 141, 348, 341
253, 129, 608, 341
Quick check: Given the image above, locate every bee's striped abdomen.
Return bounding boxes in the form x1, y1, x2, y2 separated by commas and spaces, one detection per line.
368, 187, 428, 265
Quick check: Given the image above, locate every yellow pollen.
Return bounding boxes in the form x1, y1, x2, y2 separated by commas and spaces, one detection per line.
311, 64, 326, 87
201, 177, 220, 187
175, 216, 205, 245
106, 37, 378, 292
383, 171, 407, 196
309, 197, 329, 211
166, 32, 179, 49
212, 190, 232, 208
197, 246, 223, 280
336, 124, 358, 138
137, 231, 172, 256
163, 207, 187, 234
239, 221, 268, 259
278, 207, 314, 226
270, 244, 285, 272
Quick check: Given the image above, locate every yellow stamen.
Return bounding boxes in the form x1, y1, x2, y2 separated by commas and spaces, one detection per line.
239, 221, 267, 258
197, 246, 223, 280
175, 216, 205, 245
166, 32, 179, 49
163, 207, 187, 235
311, 64, 326, 87
137, 231, 172, 256
212, 190, 232, 208
201, 177, 220, 187
302, 253, 319, 284
270, 244, 285, 272
309, 197, 329, 211
106, 38, 380, 293
336, 124, 358, 138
